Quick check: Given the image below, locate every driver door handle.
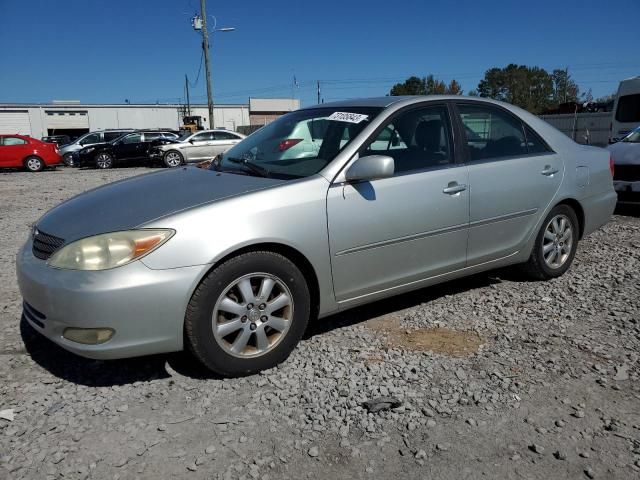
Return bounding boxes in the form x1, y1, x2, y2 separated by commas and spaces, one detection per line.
541, 165, 559, 176
443, 182, 467, 195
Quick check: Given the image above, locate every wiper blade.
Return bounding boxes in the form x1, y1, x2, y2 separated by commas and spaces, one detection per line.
226, 157, 270, 178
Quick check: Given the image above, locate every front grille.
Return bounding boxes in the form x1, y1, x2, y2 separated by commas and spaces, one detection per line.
23, 301, 46, 329
32, 229, 65, 260
614, 165, 640, 182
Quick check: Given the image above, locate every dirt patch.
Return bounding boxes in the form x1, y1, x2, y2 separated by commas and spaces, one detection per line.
365, 313, 483, 357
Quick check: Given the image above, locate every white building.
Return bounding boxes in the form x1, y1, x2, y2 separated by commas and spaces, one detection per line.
0, 98, 300, 139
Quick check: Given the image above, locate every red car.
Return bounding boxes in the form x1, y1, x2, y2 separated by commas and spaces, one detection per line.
0, 134, 62, 172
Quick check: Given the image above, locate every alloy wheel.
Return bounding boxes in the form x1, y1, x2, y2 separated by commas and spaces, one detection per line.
212, 273, 293, 358
96, 153, 113, 169
542, 214, 573, 269
165, 152, 182, 167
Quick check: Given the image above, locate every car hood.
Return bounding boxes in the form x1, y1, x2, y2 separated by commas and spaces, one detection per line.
36, 167, 286, 242
607, 142, 640, 165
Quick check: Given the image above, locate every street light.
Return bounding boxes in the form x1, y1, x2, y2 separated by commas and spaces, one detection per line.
197, 1, 235, 128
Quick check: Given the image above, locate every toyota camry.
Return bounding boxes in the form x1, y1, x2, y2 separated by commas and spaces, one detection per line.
17, 96, 616, 376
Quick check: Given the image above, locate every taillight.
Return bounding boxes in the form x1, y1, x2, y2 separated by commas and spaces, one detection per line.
278, 139, 302, 152
609, 154, 615, 178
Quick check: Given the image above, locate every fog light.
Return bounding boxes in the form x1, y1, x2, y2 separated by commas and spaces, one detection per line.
63, 328, 114, 345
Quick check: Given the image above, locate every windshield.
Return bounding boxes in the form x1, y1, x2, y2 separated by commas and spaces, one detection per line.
178, 133, 192, 142
215, 107, 382, 179
622, 127, 640, 143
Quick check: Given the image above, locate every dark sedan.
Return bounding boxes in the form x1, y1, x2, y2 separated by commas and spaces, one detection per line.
74, 131, 179, 169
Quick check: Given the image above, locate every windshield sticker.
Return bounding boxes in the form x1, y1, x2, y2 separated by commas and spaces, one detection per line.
327, 112, 369, 124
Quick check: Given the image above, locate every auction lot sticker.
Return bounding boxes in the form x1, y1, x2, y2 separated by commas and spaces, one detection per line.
327, 112, 369, 123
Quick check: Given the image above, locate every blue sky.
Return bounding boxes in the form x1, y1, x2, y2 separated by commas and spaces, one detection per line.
1, 0, 638, 106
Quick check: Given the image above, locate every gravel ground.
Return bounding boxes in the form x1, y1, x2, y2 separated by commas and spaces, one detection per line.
1, 166, 639, 480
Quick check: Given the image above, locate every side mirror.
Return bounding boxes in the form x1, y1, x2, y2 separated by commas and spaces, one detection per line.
189, 139, 195, 144
345, 155, 394, 182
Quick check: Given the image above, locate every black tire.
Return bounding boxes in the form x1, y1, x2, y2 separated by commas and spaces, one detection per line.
24, 156, 44, 172
62, 153, 74, 167
95, 152, 114, 169
185, 251, 310, 376
521, 204, 579, 280
163, 150, 184, 168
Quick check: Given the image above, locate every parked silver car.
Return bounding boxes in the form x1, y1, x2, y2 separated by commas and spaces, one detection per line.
150, 129, 245, 167
58, 129, 134, 166
17, 96, 616, 376
606, 126, 640, 203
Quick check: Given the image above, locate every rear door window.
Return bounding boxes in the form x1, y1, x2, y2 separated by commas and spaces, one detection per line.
121, 133, 141, 144
104, 132, 125, 142
457, 104, 527, 161
143, 132, 163, 142
2, 137, 27, 146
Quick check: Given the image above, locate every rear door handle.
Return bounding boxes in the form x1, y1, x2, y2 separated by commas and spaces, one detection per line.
443, 182, 467, 195
541, 165, 559, 176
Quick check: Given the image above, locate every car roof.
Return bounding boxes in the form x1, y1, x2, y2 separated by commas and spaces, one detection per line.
298, 95, 520, 110
0, 134, 30, 139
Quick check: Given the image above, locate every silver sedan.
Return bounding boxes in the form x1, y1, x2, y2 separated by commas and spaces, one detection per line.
150, 129, 245, 167
16, 96, 616, 376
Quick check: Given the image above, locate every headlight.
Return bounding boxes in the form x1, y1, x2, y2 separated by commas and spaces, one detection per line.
47, 229, 174, 271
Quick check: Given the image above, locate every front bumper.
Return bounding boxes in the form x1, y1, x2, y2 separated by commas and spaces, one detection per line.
16, 239, 207, 360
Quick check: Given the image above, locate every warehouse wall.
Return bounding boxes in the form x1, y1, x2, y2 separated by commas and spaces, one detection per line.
87, 107, 181, 131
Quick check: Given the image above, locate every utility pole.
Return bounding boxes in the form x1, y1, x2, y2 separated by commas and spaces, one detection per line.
564, 67, 569, 103
317, 81, 321, 105
185, 74, 191, 116
200, 0, 214, 128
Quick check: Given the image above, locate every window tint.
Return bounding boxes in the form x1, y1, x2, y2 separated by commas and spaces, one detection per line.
143, 132, 163, 141
615, 94, 640, 123
104, 132, 125, 142
79, 133, 101, 145
524, 125, 551, 154
363, 105, 452, 174
192, 132, 212, 142
458, 104, 526, 161
121, 133, 141, 144
214, 131, 241, 140
2, 137, 27, 146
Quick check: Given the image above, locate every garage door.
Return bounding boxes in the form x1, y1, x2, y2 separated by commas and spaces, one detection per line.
45, 111, 89, 130
0, 111, 32, 135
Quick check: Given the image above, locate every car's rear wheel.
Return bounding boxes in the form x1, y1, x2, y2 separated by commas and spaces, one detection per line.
185, 251, 310, 376
24, 156, 44, 172
164, 150, 184, 168
62, 153, 74, 166
521, 204, 579, 280
95, 152, 114, 169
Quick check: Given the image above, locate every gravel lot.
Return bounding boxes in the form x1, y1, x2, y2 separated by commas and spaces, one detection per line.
1, 166, 639, 480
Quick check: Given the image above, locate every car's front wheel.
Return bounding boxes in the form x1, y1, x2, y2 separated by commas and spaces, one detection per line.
95, 152, 114, 169
62, 153, 74, 166
185, 251, 310, 376
24, 156, 44, 172
522, 204, 579, 280
163, 150, 184, 168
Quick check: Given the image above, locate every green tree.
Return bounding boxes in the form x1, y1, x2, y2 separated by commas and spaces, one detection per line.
477, 64, 555, 113
446, 79, 463, 95
390, 74, 464, 96
551, 69, 579, 104
425, 74, 446, 94
389, 76, 426, 96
